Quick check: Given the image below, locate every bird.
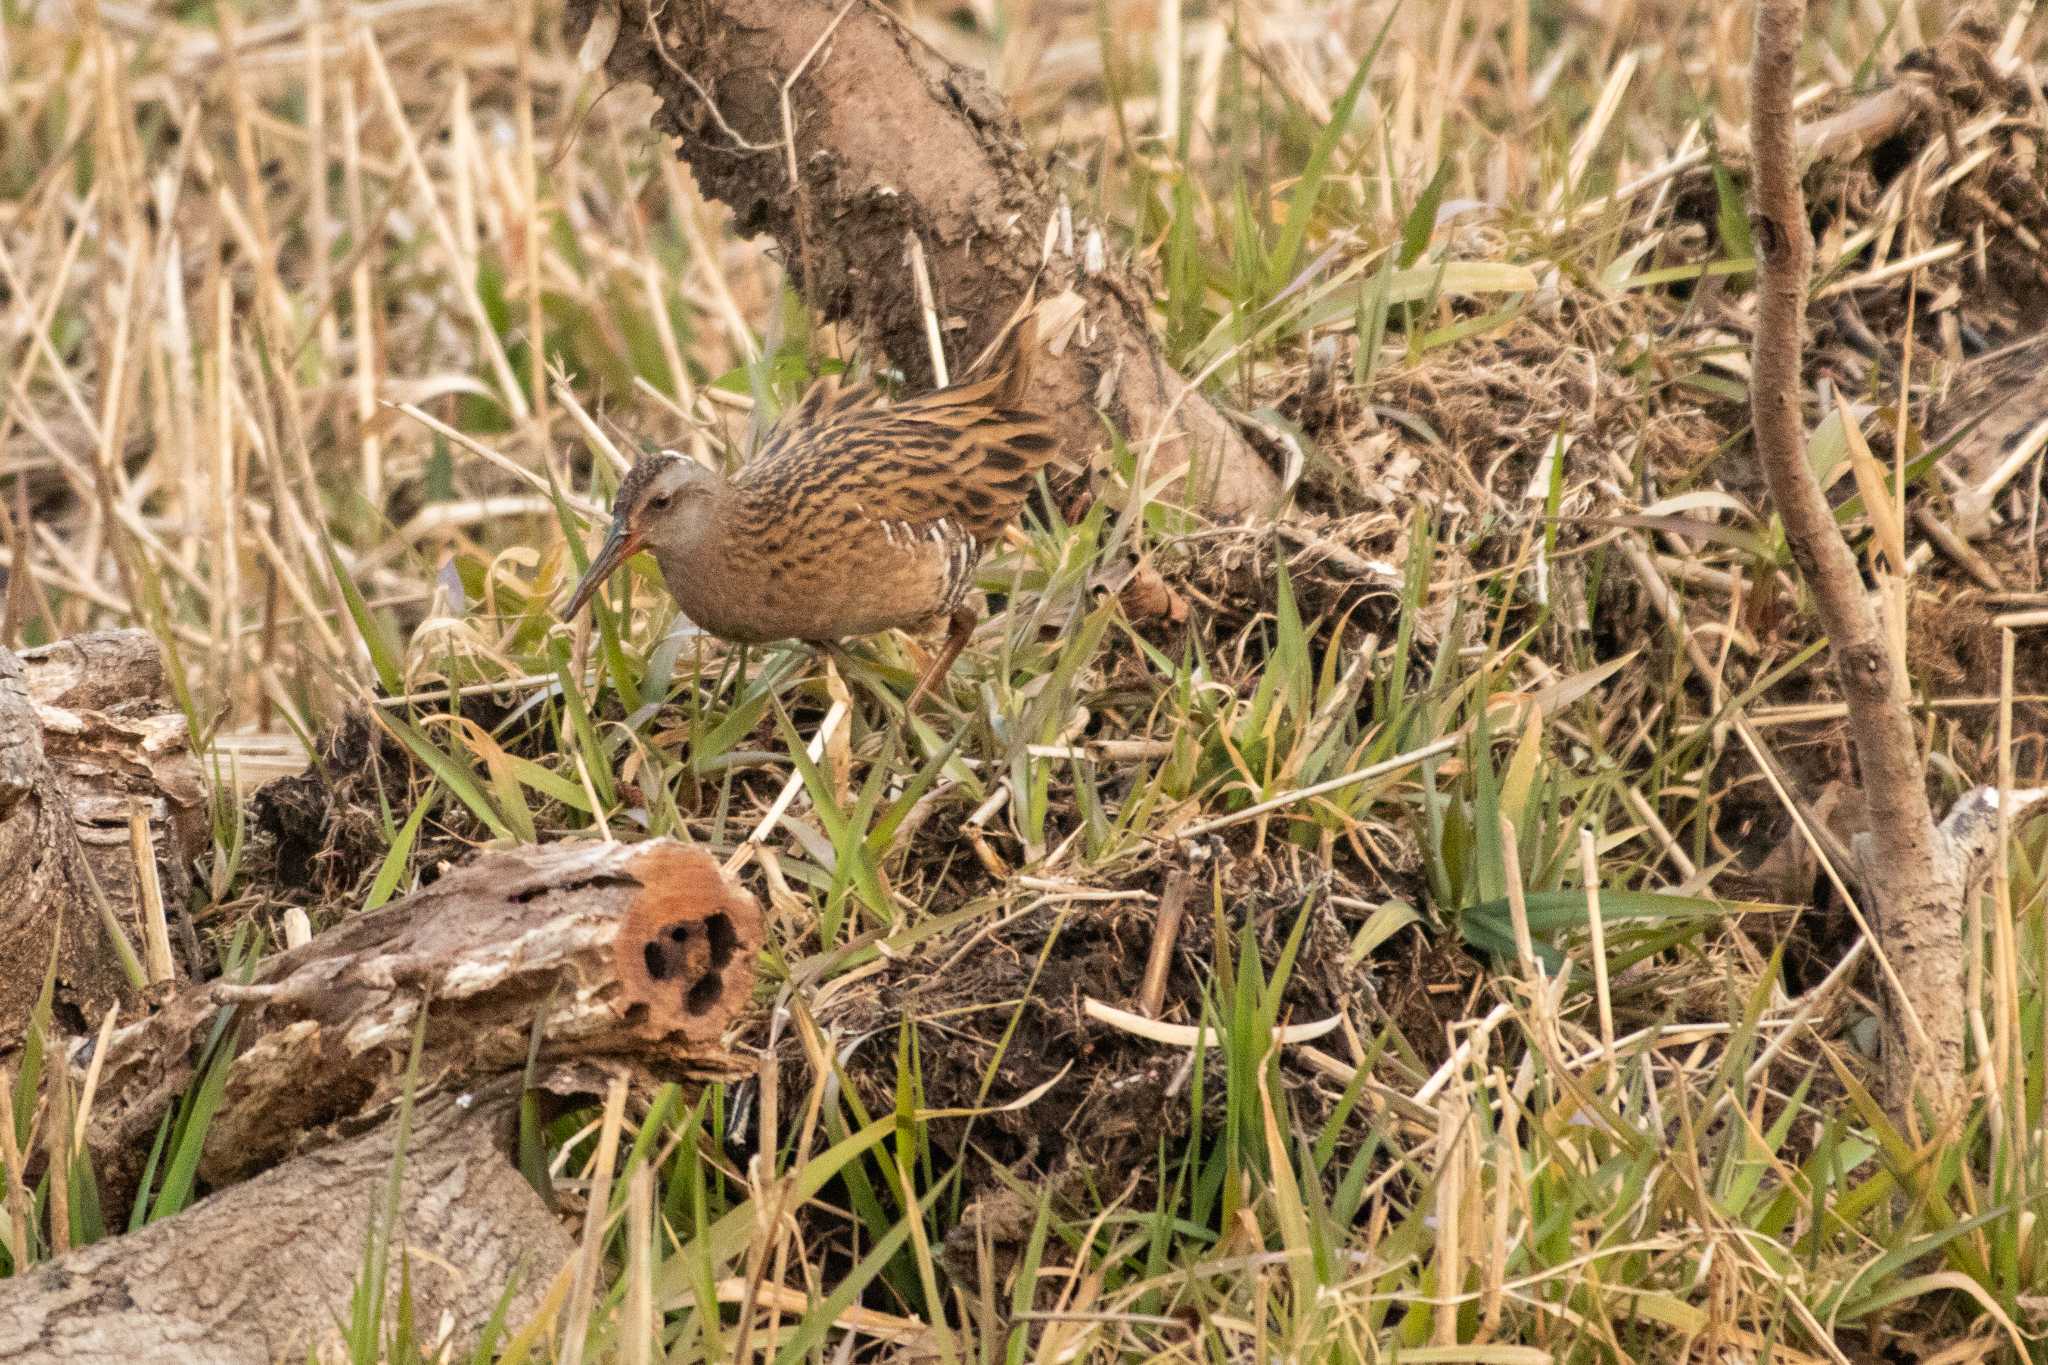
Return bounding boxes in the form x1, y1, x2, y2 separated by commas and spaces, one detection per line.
564, 308, 1059, 710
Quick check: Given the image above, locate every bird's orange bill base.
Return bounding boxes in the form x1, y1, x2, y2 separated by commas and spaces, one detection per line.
566, 522, 642, 618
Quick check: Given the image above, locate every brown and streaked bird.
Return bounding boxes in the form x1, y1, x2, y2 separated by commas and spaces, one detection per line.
565, 311, 1058, 708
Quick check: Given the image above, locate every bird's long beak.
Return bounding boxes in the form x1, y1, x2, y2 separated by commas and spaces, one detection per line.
565, 520, 640, 618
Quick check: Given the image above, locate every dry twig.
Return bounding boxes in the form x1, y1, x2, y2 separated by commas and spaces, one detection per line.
1747, 0, 2016, 1128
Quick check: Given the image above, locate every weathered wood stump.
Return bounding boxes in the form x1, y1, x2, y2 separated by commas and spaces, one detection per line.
83, 839, 760, 1189
0, 630, 208, 1051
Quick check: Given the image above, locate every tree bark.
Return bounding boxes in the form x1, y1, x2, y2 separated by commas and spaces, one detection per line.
0, 1091, 573, 1364
1748, 0, 1962, 1126
0, 631, 207, 1051
565, 0, 1281, 519
79, 839, 760, 1200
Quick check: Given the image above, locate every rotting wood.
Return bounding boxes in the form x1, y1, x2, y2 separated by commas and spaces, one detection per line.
0, 631, 206, 1052
0, 1090, 573, 1364
0, 646, 123, 1052
22, 631, 209, 967
561, 0, 1282, 519
77, 838, 760, 1204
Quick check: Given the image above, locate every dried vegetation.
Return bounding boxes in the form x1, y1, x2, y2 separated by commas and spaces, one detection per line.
4, 0, 2048, 1357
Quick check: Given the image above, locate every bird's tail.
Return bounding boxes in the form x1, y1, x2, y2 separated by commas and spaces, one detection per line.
967, 295, 1041, 412
913, 295, 1059, 508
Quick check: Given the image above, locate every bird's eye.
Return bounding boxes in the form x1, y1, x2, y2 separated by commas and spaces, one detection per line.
649, 491, 673, 510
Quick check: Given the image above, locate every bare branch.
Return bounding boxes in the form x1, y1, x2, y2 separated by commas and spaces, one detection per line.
1748, 0, 1963, 1125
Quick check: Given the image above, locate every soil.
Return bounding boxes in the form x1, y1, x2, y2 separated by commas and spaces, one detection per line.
791, 851, 1399, 1189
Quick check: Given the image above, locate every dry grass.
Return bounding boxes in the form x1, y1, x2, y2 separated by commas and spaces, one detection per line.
6, 0, 2048, 1359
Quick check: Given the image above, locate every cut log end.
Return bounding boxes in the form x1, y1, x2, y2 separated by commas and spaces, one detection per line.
617, 844, 763, 1042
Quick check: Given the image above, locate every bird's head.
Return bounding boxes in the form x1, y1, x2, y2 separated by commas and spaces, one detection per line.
564, 452, 722, 618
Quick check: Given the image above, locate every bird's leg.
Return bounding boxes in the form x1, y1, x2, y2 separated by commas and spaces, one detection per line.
905, 605, 979, 712
898, 634, 936, 681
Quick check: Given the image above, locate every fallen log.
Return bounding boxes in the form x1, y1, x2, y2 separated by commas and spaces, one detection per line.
0, 631, 208, 1052
0, 1089, 573, 1364
0, 838, 759, 1360
80, 838, 761, 1196
564, 0, 1283, 519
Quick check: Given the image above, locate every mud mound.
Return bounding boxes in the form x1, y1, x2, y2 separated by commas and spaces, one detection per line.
247, 709, 420, 905
794, 852, 1402, 1194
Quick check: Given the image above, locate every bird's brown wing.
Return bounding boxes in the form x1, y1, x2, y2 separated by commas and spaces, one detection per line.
731, 315, 1058, 548
720, 405, 1048, 628
750, 369, 880, 466
710, 315, 1057, 636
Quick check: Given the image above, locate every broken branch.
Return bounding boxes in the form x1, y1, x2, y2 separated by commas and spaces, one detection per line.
563, 0, 1281, 519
